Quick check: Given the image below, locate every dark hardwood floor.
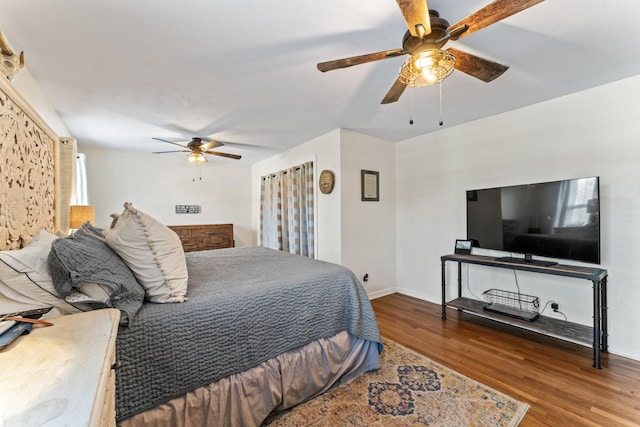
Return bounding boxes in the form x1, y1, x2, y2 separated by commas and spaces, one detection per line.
371, 293, 640, 426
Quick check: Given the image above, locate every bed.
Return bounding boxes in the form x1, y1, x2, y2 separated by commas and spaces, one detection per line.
115, 245, 381, 425
0, 75, 382, 426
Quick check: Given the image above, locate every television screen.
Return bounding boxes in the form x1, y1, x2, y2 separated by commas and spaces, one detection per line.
466, 177, 600, 265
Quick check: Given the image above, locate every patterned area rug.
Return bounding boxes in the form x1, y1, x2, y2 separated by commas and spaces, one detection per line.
264, 338, 529, 426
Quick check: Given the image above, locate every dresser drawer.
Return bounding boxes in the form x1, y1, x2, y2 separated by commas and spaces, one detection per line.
169, 224, 234, 252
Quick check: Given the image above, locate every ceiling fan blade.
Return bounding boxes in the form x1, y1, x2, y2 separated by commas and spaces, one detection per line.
395, 0, 431, 37
152, 150, 189, 154
206, 150, 242, 160
447, 0, 544, 40
381, 76, 408, 104
317, 49, 407, 72
152, 137, 188, 149
448, 48, 509, 82
201, 139, 224, 150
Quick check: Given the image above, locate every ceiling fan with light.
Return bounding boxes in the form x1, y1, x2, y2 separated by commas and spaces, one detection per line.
152, 137, 242, 164
317, 0, 544, 104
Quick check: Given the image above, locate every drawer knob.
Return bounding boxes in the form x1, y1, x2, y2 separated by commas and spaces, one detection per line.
111, 361, 122, 371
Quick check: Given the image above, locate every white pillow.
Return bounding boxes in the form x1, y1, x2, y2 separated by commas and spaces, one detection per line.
105, 202, 188, 303
0, 230, 83, 315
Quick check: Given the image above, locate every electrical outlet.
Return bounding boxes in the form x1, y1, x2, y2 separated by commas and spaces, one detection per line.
551, 302, 559, 311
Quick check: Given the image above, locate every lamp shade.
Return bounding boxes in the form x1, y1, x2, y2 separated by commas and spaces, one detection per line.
70, 205, 95, 229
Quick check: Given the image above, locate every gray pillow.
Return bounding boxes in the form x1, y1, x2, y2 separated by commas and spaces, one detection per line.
48, 223, 145, 326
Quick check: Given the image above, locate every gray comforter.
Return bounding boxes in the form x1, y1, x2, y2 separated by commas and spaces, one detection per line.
115, 246, 381, 421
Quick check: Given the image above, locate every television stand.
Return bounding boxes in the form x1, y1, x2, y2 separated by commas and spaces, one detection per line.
441, 253, 608, 368
494, 255, 557, 267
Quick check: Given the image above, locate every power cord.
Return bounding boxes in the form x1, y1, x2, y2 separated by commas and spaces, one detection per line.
513, 268, 568, 321
541, 300, 568, 321
512, 269, 523, 309
464, 264, 482, 300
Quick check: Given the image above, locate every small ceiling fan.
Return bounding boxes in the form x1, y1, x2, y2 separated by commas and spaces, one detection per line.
317, 0, 544, 104
152, 137, 241, 163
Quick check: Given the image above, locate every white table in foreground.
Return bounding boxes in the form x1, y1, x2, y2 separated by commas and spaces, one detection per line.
0, 309, 120, 427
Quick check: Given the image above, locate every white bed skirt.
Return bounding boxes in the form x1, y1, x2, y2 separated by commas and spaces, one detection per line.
118, 331, 380, 427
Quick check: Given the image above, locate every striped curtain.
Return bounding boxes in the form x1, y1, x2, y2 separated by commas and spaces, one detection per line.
260, 161, 315, 257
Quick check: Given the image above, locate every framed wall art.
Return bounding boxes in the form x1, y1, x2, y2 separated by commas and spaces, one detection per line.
361, 170, 379, 202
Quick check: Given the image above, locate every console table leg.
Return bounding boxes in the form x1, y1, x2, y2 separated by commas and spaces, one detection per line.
601, 276, 609, 353
593, 280, 602, 369
457, 262, 462, 298
441, 260, 447, 320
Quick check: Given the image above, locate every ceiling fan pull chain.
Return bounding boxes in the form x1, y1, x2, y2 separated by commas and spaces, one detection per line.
409, 88, 414, 125
193, 165, 203, 182
439, 82, 444, 126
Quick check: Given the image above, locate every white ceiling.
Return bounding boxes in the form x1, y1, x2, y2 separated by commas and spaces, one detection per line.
2, 0, 640, 164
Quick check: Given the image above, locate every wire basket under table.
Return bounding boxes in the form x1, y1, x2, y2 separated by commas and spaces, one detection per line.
482, 289, 540, 322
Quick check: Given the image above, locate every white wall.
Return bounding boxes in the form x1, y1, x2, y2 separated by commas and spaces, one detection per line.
12, 68, 71, 137
252, 129, 342, 264
82, 147, 254, 246
396, 74, 640, 360
340, 130, 396, 298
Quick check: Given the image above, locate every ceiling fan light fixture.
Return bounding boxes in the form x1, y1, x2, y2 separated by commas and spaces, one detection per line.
399, 48, 456, 87
187, 151, 207, 165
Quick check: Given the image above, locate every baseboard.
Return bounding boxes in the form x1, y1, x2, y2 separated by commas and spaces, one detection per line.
367, 287, 396, 300
394, 287, 440, 304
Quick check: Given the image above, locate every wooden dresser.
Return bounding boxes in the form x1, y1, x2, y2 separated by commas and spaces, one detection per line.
168, 223, 234, 252
0, 309, 120, 426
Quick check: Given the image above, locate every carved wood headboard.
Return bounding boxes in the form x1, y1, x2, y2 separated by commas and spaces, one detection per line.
0, 76, 61, 250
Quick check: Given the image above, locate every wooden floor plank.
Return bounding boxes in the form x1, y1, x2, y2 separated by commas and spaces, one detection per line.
371, 293, 640, 426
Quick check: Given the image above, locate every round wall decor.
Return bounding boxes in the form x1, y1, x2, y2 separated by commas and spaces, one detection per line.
319, 170, 335, 194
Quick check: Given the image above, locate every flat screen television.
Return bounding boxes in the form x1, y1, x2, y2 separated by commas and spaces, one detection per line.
466, 177, 600, 266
